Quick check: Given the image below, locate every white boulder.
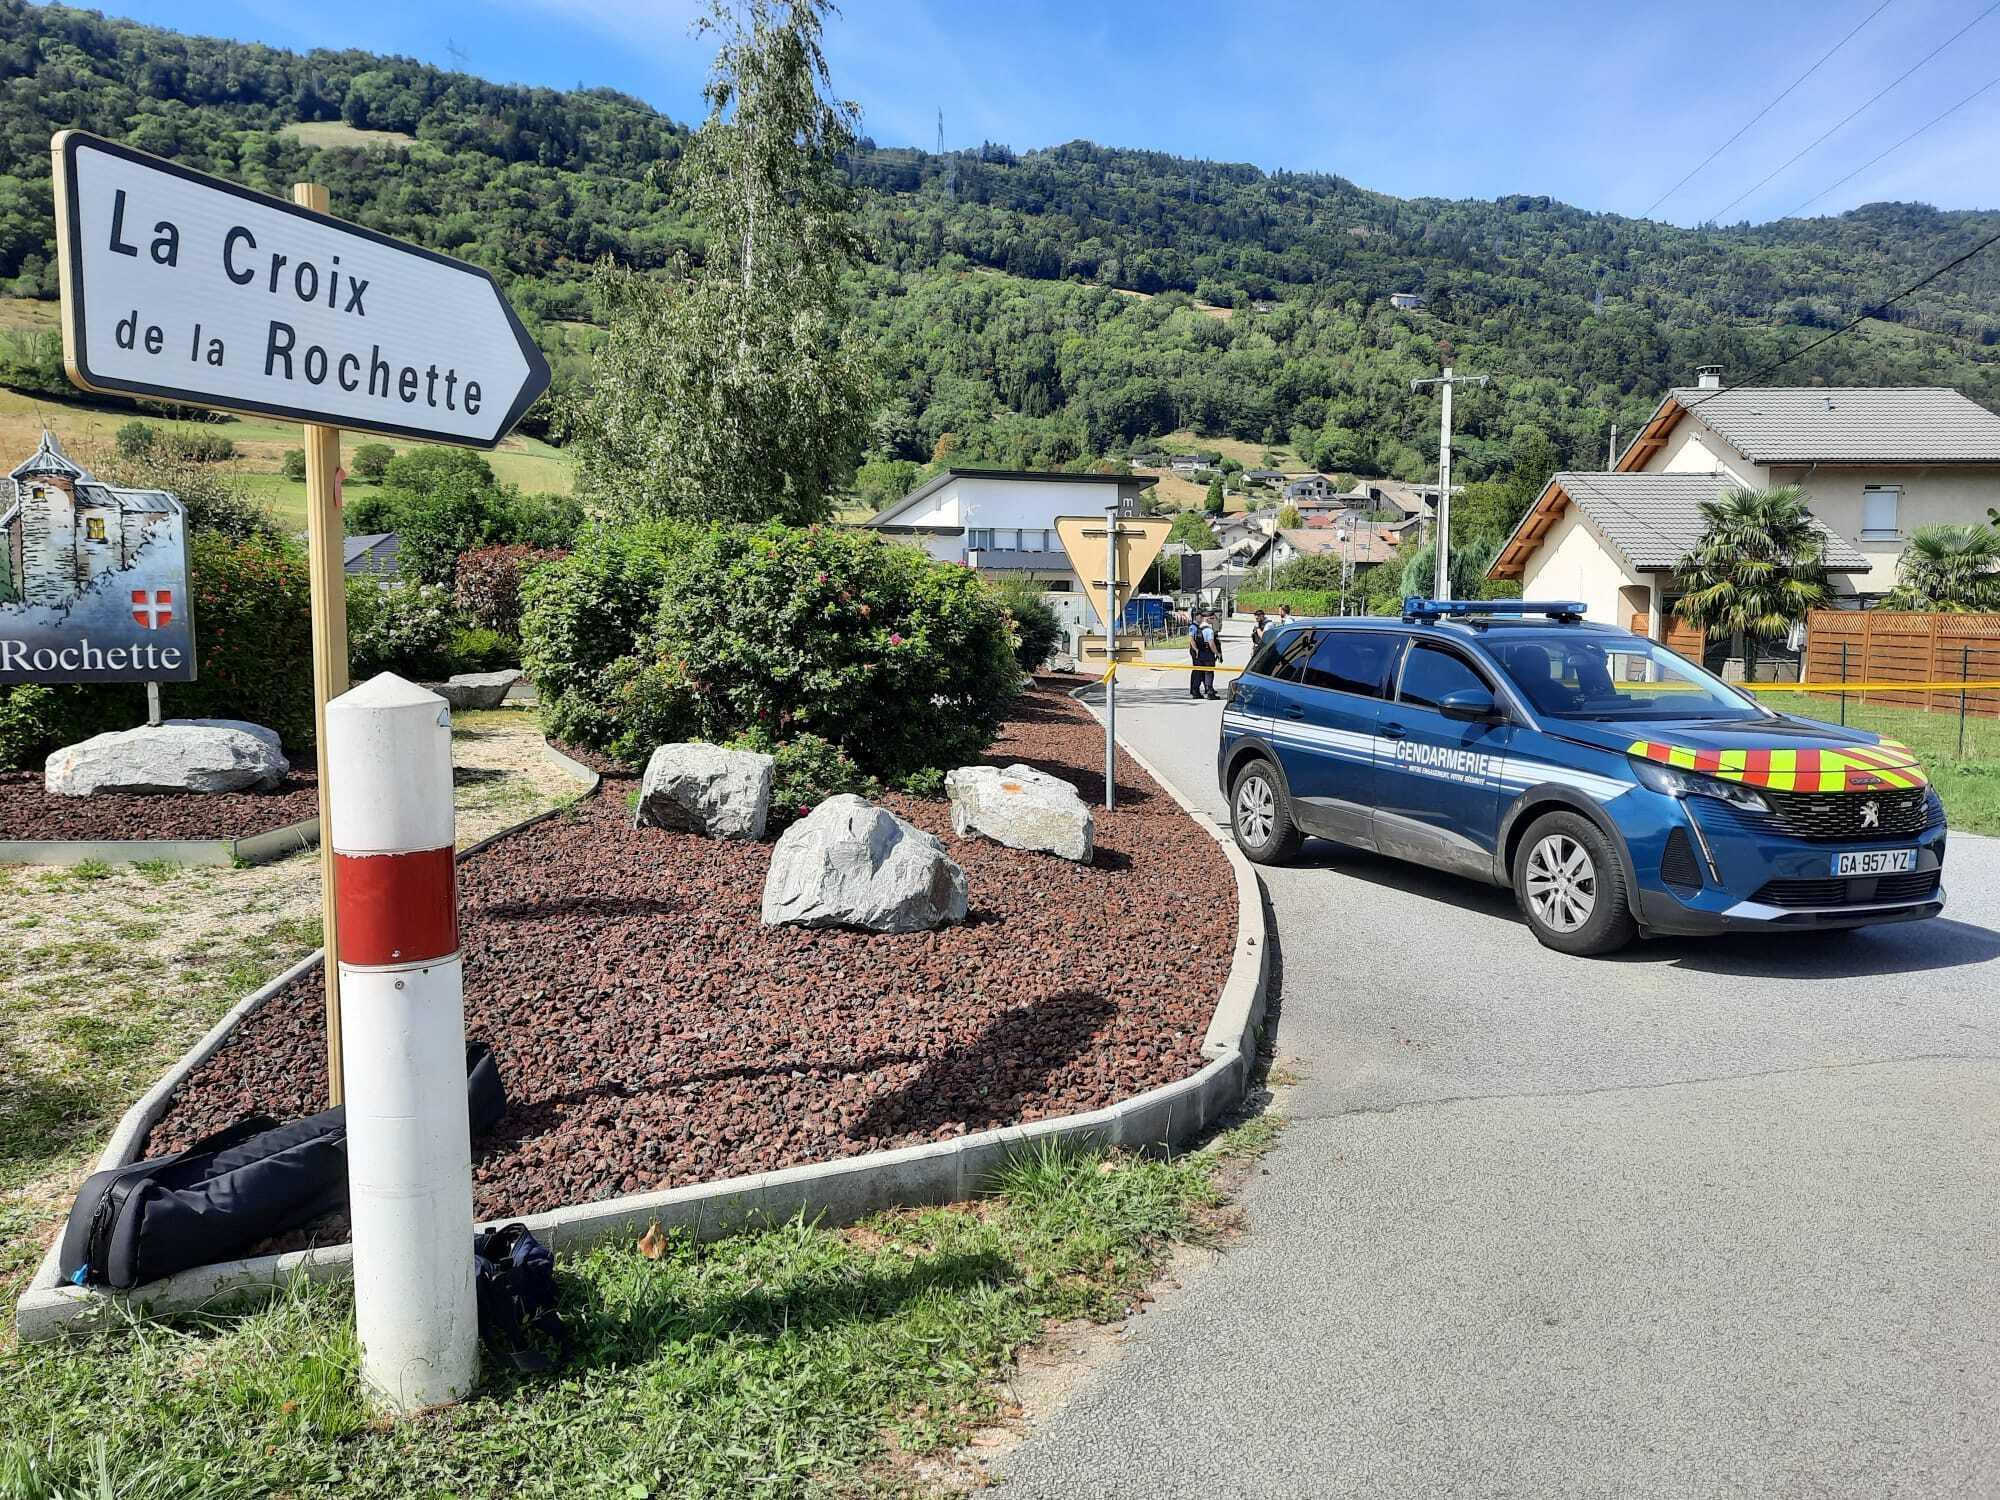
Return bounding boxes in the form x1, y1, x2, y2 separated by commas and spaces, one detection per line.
946, 763, 1095, 862
633, 742, 775, 840
44, 721, 290, 796
433, 670, 521, 711
761, 794, 969, 932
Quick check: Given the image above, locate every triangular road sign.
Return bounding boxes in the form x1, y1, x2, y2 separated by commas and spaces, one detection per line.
1055, 515, 1170, 628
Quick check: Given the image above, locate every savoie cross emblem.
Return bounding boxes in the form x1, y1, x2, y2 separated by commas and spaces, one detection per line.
131, 589, 174, 629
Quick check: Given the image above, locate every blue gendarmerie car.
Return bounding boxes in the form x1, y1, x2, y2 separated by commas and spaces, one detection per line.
1218, 598, 1947, 955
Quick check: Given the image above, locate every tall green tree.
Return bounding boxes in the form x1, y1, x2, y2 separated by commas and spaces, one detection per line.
1674, 485, 1830, 677
1884, 523, 2000, 611
567, 0, 870, 524
1167, 510, 1219, 549
1204, 476, 1225, 516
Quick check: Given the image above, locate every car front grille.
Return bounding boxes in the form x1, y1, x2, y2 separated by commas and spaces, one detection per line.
1751, 870, 1941, 909
1700, 785, 1938, 842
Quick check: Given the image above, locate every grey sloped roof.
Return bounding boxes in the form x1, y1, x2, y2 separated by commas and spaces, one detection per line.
1670, 387, 2000, 464
1551, 472, 1869, 571
10, 430, 87, 482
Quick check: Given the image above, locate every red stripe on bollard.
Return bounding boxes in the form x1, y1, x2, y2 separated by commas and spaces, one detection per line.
333, 847, 458, 967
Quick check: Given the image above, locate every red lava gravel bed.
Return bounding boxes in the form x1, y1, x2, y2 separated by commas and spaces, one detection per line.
0, 768, 318, 842
146, 683, 1236, 1224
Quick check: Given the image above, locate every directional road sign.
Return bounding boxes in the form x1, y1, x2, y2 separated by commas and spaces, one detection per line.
52, 131, 549, 448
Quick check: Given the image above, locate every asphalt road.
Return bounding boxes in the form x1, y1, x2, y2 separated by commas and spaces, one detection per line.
997, 621, 2000, 1499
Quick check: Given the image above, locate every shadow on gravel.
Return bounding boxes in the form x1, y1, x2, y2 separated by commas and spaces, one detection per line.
853, 991, 1117, 1140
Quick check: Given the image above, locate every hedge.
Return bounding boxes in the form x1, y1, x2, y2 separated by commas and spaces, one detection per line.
1236, 589, 1348, 616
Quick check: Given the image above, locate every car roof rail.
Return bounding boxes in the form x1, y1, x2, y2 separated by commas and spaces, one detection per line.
1401, 596, 1587, 625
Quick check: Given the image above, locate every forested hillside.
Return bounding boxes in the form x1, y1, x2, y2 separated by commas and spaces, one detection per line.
4, 0, 1999, 486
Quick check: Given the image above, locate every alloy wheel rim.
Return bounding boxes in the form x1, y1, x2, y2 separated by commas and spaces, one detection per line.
1524, 833, 1596, 933
1237, 776, 1275, 846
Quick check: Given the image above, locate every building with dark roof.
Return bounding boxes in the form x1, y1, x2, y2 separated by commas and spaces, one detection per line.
2, 432, 180, 609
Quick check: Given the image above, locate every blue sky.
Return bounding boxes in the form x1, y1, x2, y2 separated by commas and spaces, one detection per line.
88, 0, 2000, 224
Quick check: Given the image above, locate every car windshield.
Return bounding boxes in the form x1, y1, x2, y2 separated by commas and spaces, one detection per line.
1488, 633, 1769, 723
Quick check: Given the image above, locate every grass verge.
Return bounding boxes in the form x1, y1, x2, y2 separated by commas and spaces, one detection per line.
1759, 691, 2000, 836
0, 1140, 1241, 1499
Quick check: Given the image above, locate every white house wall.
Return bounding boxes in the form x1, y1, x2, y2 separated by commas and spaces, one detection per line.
1648, 417, 1763, 485
1519, 504, 1642, 625
1771, 464, 2000, 596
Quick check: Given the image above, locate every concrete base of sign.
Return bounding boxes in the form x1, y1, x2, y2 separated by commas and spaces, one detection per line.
0, 816, 320, 868
14, 732, 1268, 1344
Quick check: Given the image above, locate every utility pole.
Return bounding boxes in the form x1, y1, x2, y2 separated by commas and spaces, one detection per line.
1410, 362, 1488, 600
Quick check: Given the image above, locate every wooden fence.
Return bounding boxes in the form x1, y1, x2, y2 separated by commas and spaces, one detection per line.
1803, 610, 2000, 715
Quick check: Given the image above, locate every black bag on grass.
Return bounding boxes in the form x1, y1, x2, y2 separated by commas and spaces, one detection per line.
60, 1045, 509, 1292
60, 1109, 348, 1290
473, 1222, 567, 1372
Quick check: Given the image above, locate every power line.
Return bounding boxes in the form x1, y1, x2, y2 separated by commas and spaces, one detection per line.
1682, 224, 2000, 408
1706, 0, 2000, 224
1642, 0, 1895, 217
1791, 71, 2000, 215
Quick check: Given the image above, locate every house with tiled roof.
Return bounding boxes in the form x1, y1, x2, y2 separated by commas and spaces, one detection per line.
2, 432, 180, 609
1489, 373, 2000, 638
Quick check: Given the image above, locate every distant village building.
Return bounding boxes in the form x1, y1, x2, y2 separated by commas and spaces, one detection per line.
1, 432, 180, 609
862, 468, 1150, 625
1388, 292, 1426, 311
1489, 379, 2000, 631
1283, 475, 1332, 502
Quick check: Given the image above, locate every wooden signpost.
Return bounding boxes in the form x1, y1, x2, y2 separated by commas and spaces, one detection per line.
1055, 511, 1169, 810
52, 131, 550, 1107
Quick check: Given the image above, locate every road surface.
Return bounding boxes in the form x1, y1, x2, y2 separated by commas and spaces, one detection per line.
997, 619, 2000, 1499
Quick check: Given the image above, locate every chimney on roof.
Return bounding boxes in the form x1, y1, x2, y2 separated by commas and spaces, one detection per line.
1695, 365, 1723, 390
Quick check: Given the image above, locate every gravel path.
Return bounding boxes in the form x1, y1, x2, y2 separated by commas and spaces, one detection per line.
146, 684, 1235, 1222
0, 769, 318, 841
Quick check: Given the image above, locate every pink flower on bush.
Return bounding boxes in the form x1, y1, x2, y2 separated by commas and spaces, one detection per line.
888, 632, 905, 646
857, 603, 871, 618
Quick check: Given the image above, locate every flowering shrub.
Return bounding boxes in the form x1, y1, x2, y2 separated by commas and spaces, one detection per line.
347, 577, 459, 680
733, 730, 879, 833
454, 544, 565, 639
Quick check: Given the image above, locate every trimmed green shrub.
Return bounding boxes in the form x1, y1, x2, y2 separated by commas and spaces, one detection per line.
990, 577, 1064, 671
347, 577, 458, 680
281, 448, 308, 481
115, 420, 156, 458
445, 626, 516, 674
372, 446, 585, 584
895, 766, 946, 798
520, 521, 699, 749
160, 429, 236, 463
633, 524, 1020, 778
735, 730, 880, 832
1236, 589, 1345, 617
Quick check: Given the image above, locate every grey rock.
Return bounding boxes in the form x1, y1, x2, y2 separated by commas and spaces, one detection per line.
44, 721, 290, 796
761, 794, 969, 932
634, 742, 775, 840
433, 670, 522, 710
946, 762, 1095, 862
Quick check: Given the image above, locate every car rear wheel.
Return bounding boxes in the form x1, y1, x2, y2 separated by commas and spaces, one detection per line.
1513, 811, 1637, 956
1231, 759, 1301, 865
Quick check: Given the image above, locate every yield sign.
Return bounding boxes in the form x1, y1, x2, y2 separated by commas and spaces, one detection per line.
51, 131, 549, 448
1054, 515, 1171, 628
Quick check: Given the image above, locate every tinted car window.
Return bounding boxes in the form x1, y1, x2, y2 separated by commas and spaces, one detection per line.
1259, 628, 1318, 683
1302, 630, 1401, 698
1399, 643, 1489, 710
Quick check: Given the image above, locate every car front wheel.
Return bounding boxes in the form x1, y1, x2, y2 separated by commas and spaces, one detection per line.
1513, 811, 1637, 956
1231, 759, 1301, 865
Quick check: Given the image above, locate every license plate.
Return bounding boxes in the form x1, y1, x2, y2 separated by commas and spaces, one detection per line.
1833, 849, 1916, 877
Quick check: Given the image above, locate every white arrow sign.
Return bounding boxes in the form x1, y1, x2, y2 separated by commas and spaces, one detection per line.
52, 131, 549, 448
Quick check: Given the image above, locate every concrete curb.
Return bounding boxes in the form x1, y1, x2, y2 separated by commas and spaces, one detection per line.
0, 815, 321, 869
15, 722, 1267, 1342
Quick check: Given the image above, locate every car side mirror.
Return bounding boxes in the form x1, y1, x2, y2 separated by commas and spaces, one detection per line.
1438, 687, 1500, 722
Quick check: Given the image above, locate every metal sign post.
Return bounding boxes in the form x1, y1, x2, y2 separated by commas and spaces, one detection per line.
1104, 503, 1118, 812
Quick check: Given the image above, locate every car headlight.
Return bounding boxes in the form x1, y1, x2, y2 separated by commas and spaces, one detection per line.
1628, 756, 1770, 813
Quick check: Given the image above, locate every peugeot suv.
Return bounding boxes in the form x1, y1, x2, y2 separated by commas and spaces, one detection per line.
1217, 599, 1947, 956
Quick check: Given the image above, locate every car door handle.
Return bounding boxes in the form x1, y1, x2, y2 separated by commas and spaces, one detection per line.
1380, 722, 1406, 739
1283, 705, 1305, 719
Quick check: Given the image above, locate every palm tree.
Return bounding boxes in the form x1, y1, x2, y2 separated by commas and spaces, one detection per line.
1674, 484, 1829, 679
1884, 523, 2000, 612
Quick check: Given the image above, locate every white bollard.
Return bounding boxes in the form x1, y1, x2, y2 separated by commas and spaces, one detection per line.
325, 672, 478, 1413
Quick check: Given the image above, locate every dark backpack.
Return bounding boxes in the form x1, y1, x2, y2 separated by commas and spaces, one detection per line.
473, 1223, 567, 1371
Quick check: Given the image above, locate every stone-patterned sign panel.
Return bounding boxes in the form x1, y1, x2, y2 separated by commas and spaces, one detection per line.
0, 432, 195, 684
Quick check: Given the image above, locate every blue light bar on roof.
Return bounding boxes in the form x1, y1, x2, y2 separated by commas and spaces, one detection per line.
1402, 597, 1588, 622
